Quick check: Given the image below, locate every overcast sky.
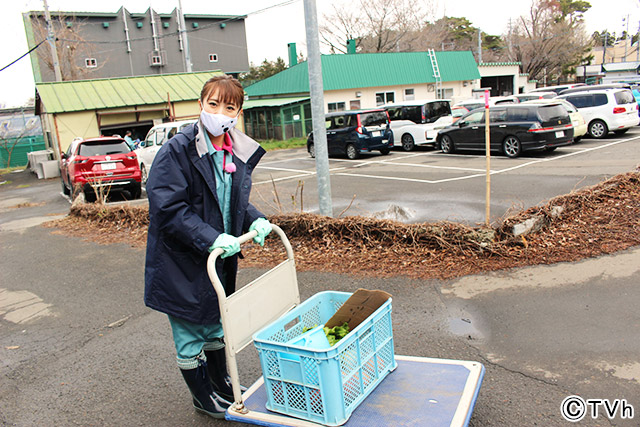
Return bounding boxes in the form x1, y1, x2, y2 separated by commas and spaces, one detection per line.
1, 0, 638, 107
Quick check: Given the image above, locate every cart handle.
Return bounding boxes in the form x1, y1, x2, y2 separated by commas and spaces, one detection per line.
207, 224, 294, 278
206, 224, 295, 412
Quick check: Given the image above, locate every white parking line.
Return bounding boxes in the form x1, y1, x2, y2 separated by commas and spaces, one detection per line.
374, 161, 488, 172
258, 166, 316, 174
253, 134, 640, 186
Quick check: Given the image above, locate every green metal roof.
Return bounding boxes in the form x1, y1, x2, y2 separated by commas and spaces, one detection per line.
243, 96, 309, 110
36, 71, 223, 113
245, 51, 481, 97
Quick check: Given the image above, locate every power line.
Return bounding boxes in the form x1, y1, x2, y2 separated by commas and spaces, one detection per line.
0, 40, 46, 73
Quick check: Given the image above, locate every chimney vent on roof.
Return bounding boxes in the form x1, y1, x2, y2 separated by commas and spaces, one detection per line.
288, 43, 298, 67
347, 39, 356, 54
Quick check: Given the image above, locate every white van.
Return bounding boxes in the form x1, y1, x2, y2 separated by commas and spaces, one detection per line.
383, 99, 452, 151
136, 119, 197, 183
557, 89, 639, 138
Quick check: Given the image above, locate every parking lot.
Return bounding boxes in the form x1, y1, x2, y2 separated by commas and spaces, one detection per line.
250, 128, 640, 224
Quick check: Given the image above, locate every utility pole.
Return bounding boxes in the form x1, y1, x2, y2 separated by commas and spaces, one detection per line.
603, 32, 608, 63
42, 0, 62, 81
477, 28, 482, 63
303, 0, 333, 217
178, 0, 192, 73
623, 15, 630, 61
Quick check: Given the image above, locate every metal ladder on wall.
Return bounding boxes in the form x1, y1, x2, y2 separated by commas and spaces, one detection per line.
428, 48, 442, 98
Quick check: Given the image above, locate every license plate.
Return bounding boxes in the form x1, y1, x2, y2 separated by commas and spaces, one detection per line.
371, 131, 381, 137
101, 162, 116, 170
555, 131, 564, 138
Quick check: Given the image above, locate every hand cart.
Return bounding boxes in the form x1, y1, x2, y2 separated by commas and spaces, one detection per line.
208, 225, 484, 427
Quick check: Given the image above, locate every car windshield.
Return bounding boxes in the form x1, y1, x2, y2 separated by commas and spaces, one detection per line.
79, 140, 131, 156
537, 105, 567, 121
359, 111, 388, 126
614, 90, 635, 105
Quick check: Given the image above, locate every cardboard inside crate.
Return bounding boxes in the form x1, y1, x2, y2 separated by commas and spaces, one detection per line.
324, 288, 391, 331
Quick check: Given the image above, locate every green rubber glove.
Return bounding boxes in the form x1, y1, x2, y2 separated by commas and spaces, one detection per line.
249, 218, 272, 246
209, 233, 240, 258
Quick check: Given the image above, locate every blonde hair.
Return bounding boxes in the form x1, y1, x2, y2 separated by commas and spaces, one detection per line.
200, 75, 244, 109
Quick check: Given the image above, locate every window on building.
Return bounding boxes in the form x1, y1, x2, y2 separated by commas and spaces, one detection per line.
209, 54, 218, 62
375, 91, 395, 106
85, 58, 97, 68
404, 88, 415, 101
151, 55, 162, 66
349, 100, 361, 110
328, 102, 346, 112
437, 88, 454, 99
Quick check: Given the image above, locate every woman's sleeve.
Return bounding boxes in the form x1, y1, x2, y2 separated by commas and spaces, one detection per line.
147, 146, 220, 255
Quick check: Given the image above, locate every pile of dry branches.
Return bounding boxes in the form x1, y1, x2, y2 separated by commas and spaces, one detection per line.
47, 171, 640, 280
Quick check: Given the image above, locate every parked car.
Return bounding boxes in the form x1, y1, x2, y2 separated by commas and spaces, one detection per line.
557, 89, 639, 139
383, 99, 452, 151
453, 96, 516, 112
454, 99, 486, 112
307, 109, 393, 159
60, 136, 142, 202
557, 83, 631, 96
451, 105, 468, 123
436, 104, 574, 158
512, 92, 557, 102
529, 83, 586, 95
523, 98, 588, 141
136, 120, 197, 183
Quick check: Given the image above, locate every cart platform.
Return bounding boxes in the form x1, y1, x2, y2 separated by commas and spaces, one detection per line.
227, 355, 484, 427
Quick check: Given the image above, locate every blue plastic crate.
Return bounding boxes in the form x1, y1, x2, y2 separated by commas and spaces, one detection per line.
252, 291, 397, 426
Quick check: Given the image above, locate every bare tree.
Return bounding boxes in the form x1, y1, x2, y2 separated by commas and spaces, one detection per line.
30, 14, 106, 81
0, 117, 39, 169
320, 0, 428, 53
504, 0, 592, 84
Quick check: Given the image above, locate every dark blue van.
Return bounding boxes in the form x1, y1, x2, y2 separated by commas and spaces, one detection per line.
307, 109, 394, 159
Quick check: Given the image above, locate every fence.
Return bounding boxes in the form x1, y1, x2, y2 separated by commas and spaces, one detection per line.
0, 135, 47, 168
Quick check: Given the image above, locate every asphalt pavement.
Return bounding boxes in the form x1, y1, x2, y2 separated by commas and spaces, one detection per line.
1, 168, 639, 426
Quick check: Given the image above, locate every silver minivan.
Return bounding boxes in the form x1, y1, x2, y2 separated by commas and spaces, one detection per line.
383, 99, 452, 151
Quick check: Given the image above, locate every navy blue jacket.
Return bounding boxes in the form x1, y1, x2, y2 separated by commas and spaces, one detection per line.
144, 123, 266, 324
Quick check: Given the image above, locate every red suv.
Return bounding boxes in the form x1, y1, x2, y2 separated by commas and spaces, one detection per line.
60, 136, 142, 202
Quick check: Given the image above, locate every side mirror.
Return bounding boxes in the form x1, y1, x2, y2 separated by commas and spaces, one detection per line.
60, 151, 67, 159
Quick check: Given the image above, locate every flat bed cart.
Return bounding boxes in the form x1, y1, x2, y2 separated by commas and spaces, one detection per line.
208, 226, 484, 427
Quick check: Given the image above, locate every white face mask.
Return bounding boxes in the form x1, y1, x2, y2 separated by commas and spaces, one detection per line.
200, 110, 238, 137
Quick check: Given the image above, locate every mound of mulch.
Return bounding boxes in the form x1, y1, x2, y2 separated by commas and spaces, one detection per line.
45, 170, 640, 280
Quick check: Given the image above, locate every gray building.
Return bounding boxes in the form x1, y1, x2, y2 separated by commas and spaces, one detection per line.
23, 7, 249, 83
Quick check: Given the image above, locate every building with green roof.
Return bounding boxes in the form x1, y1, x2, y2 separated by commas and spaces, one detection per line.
35, 70, 223, 154
478, 62, 536, 95
242, 51, 481, 141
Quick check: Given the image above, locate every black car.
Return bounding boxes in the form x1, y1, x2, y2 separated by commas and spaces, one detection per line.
307, 109, 394, 159
436, 104, 574, 158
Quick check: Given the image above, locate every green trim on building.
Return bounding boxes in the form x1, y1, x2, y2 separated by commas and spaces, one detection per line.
245, 51, 481, 97
479, 62, 522, 66
22, 13, 42, 84
36, 71, 223, 113
243, 96, 309, 110
243, 99, 311, 141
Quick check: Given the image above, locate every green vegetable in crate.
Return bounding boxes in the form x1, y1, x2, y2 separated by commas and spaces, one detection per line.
302, 324, 318, 333
324, 322, 350, 346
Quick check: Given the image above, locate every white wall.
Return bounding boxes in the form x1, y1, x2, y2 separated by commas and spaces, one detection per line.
323, 82, 477, 112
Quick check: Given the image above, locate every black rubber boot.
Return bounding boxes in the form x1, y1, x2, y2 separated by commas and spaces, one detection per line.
180, 361, 231, 419
205, 348, 247, 402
